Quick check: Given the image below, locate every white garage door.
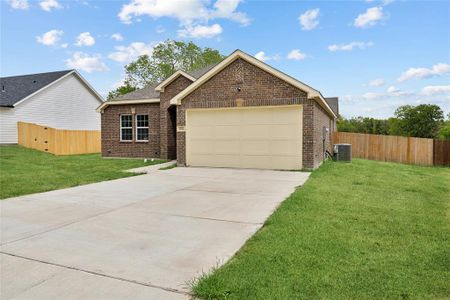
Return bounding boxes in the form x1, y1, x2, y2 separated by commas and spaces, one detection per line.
186, 105, 303, 170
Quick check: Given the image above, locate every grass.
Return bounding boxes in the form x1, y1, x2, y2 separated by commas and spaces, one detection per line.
191, 159, 450, 299
0, 145, 166, 199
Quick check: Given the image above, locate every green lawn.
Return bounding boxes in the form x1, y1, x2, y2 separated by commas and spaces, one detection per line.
192, 159, 450, 299
0, 145, 166, 199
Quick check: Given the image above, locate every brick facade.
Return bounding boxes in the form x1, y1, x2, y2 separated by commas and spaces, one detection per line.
101, 103, 160, 158
176, 58, 332, 169
100, 57, 336, 169
159, 75, 193, 159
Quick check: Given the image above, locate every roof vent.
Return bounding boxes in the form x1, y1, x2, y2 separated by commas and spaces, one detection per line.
1, 85, 4, 92
33, 80, 37, 83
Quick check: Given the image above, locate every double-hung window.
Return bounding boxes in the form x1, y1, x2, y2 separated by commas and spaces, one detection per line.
136, 114, 149, 142
120, 115, 133, 141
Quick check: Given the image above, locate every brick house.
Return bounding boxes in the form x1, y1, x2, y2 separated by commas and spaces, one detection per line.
97, 50, 338, 170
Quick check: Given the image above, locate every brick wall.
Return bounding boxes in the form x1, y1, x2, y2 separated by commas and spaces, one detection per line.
159, 75, 193, 159
101, 103, 160, 158
176, 58, 332, 169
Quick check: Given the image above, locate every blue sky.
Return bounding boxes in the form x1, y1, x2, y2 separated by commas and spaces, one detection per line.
1, 0, 449, 118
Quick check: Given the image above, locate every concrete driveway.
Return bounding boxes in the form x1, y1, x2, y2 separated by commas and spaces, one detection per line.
0, 166, 310, 299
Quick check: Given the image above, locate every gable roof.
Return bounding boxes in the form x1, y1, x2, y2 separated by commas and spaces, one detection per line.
0, 70, 103, 107
169, 50, 337, 119
325, 97, 339, 116
1, 70, 72, 107
114, 83, 160, 101
155, 70, 196, 92
101, 63, 219, 105
187, 63, 219, 79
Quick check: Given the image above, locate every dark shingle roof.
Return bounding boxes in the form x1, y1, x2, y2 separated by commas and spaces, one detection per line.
114, 83, 160, 101
112, 63, 219, 101
325, 97, 339, 116
187, 63, 219, 79
0, 70, 73, 107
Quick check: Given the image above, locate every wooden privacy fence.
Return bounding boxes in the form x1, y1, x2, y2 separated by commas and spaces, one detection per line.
17, 122, 101, 155
332, 132, 450, 167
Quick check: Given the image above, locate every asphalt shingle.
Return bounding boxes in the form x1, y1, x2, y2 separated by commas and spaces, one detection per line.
0, 70, 73, 107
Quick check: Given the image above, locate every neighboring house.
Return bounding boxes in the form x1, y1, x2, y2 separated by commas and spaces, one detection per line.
0, 70, 103, 144
97, 50, 339, 170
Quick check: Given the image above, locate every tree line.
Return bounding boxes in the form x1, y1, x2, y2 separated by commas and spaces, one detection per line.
338, 104, 450, 140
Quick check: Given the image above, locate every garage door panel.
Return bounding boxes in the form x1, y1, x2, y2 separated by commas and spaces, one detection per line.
242, 109, 272, 124
269, 124, 301, 140
189, 112, 214, 126
186, 106, 303, 170
214, 155, 243, 168
270, 156, 302, 170
189, 126, 214, 139
271, 107, 302, 124
215, 125, 241, 139
241, 125, 271, 139
189, 140, 214, 154
214, 140, 240, 155
271, 140, 302, 156
241, 155, 272, 169
189, 154, 216, 166
215, 111, 241, 125
241, 140, 270, 155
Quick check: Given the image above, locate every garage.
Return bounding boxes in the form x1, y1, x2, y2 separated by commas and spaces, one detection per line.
186, 105, 303, 170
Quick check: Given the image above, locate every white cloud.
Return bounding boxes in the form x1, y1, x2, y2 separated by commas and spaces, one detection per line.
398, 63, 450, 82
111, 33, 124, 41
61, 43, 68, 48
178, 24, 222, 39
287, 49, 306, 61
118, 0, 208, 24
75, 32, 95, 47
421, 85, 450, 96
39, 0, 62, 11
354, 6, 384, 28
118, 0, 249, 39
369, 78, 385, 87
387, 85, 399, 94
362, 92, 384, 100
299, 8, 319, 31
65, 52, 108, 73
118, 0, 249, 26
254, 51, 281, 62
255, 51, 269, 62
211, 0, 250, 26
328, 41, 374, 52
108, 42, 156, 63
36, 29, 63, 46
8, 0, 29, 9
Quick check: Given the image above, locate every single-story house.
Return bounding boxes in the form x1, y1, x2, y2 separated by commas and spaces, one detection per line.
97, 49, 338, 170
0, 70, 103, 144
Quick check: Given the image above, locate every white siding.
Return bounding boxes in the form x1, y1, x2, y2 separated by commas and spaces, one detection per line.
0, 74, 102, 144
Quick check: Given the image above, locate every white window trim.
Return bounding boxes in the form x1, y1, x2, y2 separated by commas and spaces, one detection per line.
120, 114, 133, 142
135, 114, 149, 142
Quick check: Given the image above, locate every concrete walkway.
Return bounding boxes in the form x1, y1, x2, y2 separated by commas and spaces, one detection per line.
0, 166, 310, 299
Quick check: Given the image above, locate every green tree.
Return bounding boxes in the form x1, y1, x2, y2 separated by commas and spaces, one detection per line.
394, 104, 444, 138
107, 81, 137, 100
108, 40, 224, 99
337, 116, 389, 135
437, 113, 450, 140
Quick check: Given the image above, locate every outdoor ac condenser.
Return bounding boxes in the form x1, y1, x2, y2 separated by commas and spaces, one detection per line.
334, 144, 352, 162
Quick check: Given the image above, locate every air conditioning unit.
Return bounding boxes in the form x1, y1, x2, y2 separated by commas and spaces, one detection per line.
334, 143, 352, 162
